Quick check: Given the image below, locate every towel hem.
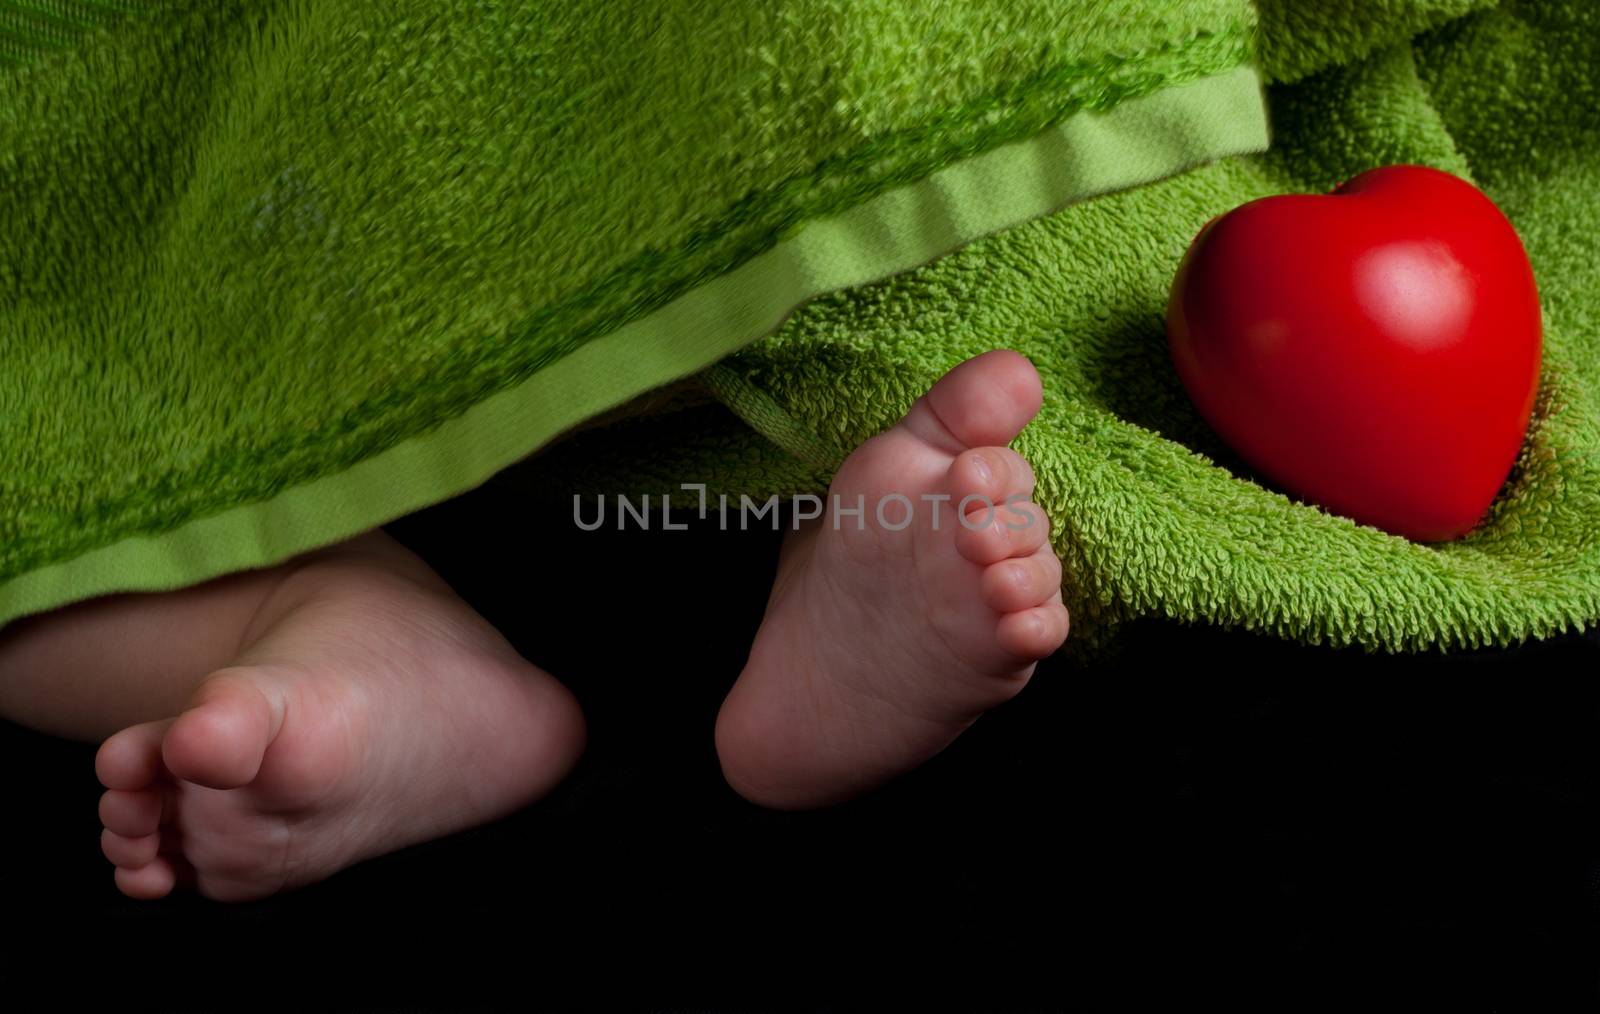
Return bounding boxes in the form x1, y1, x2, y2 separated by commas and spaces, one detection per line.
0, 65, 1268, 628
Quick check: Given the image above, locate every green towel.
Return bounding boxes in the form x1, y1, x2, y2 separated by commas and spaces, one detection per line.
0, 1, 1595, 652
527, 0, 1600, 652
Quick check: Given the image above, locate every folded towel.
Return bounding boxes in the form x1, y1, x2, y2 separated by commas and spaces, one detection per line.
0, 0, 1264, 626
2, 0, 1596, 654
527, 0, 1600, 651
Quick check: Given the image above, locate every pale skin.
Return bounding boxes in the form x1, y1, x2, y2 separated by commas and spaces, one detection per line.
0, 349, 1068, 900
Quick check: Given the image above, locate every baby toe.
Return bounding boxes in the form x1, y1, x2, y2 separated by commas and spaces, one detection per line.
98, 788, 163, 838
914, 349, 1044, 450
113, 856, 178, 901
163, 668, 279, 790
95, 719, 173, 791
101, 828, 160, 870
955, 498, 1050, 564
995, 600, 1071, 661
981, 548, 1063, 613
946, 446, 1036, 512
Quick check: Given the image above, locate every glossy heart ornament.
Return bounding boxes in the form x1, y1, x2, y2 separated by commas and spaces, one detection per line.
1167, 164, 1542, 542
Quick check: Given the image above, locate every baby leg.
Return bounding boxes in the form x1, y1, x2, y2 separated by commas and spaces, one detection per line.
0, 530, 584, 900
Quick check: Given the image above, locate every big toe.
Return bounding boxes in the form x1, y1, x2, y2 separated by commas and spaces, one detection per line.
906, 349, 1044, 452
162, 669, 280, 789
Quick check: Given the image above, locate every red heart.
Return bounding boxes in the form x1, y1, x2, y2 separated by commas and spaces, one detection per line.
1166, 164, 1542, 542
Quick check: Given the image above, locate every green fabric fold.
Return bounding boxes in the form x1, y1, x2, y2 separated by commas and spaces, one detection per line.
530, 0, 1600, 652
0, 0, 1264, 626
0, 63, 1268, 624
3, 0, 1598, 654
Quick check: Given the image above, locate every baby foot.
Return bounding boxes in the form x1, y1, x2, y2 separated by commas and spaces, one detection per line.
715, 350, 1069, 809
93, 535, 585, 901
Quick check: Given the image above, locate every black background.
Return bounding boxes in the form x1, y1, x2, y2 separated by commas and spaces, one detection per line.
7, 470, 1600, 1011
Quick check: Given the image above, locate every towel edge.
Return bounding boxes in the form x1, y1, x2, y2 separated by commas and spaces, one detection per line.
0, 65, 1270, 630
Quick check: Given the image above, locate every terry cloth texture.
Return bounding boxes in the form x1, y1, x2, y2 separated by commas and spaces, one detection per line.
0, 0, 1265, 627
525, 0, 1600, 652
0, 0, 1595, 654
